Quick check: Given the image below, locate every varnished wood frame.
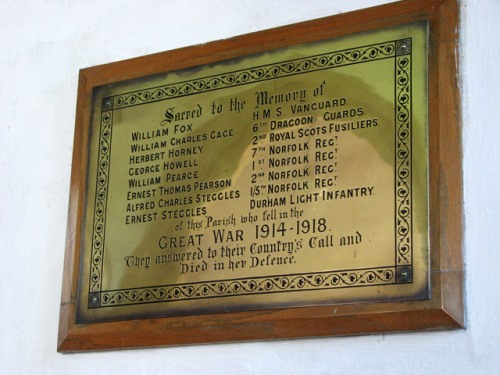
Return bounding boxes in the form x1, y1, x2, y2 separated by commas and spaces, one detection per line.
58, 0, 463, 352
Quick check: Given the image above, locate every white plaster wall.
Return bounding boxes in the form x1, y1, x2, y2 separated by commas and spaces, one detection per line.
0, 0, 498, 373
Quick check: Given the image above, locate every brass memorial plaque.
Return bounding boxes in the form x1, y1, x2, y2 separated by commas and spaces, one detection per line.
78, 21, 429, 323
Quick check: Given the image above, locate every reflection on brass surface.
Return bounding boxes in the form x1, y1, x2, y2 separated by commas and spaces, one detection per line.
78, 22, 429, 323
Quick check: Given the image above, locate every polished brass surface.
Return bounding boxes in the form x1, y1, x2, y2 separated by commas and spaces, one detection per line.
78, 22, 429, 323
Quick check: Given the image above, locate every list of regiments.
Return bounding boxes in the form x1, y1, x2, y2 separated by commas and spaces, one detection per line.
81, 22, 428, 322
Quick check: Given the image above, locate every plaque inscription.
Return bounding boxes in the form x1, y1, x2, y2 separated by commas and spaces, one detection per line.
78, 22, 429, 323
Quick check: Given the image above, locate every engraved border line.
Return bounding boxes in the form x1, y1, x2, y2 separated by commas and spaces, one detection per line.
99, 267, 396, 307
107, 41, 397, 110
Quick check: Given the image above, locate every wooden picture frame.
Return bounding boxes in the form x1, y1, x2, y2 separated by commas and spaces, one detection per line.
58, 0, 463, 352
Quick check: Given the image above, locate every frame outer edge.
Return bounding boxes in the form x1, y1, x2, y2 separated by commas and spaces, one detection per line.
57, 0, 464, 352
437, 0, 465, 327
58, 70, 90, 351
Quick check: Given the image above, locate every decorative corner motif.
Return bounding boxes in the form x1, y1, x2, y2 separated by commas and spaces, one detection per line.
396, 266, 412, 283
396, 39, 412, 55
89, 293, 101, 308
102, 97, 114, 111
